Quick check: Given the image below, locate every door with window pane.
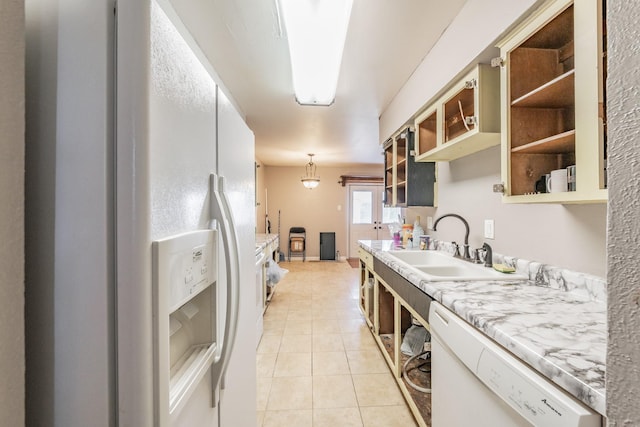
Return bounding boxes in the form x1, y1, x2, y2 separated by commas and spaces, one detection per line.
348, 185, 401, 258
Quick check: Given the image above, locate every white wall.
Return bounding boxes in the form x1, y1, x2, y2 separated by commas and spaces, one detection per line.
0, 0, 25, 425
606, 0, 640, 423
380, 0, 542, 141
380, 0, 607, 278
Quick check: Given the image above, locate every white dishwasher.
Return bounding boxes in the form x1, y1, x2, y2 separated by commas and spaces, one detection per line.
429, 302, 601, 427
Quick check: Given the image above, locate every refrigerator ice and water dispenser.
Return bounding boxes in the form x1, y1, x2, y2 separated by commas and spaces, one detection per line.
153, 229, 219, 425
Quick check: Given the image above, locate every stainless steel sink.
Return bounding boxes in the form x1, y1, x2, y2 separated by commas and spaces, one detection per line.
387, 250, 527, 282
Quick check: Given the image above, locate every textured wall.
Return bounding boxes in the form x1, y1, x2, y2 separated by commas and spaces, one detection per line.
606, 0, 640, 424
0, 0, 25, 425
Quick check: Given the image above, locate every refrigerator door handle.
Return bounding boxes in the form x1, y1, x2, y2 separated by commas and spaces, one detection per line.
209, 174, 240, 407
218, 175, 241, 390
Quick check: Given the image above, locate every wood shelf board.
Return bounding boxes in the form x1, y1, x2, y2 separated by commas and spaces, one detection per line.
511, 129, 575, 154
508, 152, 570, 195
503, 189, 607, 204
512, 69, 575, 108
510, 108, 574, 148
416, 132, 500, 162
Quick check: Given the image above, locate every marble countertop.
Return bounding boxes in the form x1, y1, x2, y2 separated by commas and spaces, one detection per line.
359, 240, 606, 416
256, 233, 279, 255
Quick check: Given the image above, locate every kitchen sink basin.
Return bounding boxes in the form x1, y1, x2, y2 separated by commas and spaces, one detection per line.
386, 250, 457, 265
387, 250, 527, 282
414, 264, 527, 281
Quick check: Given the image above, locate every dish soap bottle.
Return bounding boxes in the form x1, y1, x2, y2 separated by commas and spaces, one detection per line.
412, 216, 424, 249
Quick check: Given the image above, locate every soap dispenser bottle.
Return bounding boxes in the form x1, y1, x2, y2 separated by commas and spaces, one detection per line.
412, 216, 425, 249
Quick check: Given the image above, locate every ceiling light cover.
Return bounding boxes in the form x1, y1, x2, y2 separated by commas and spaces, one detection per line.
279, 0, 354, 106
301, 154, 320, 189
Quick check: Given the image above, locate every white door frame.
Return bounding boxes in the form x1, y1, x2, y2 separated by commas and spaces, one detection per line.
347, 184, 385, 258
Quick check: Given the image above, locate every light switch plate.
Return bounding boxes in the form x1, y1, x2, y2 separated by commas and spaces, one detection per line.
484, 219, 495, 239
427, 216, 433, 230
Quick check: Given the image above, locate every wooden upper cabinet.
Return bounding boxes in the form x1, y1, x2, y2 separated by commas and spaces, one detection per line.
383, 128, 436, 207
414, 65, 501, 162
497, 0, 607, 203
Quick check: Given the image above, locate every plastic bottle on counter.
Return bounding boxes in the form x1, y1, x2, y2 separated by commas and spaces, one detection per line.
412, 216, 424, 249
401, 224, 413, 248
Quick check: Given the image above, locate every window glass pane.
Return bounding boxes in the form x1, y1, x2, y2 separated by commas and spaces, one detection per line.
381, 191, 401, 224
352, 191, 373, 224
381, 206, 401, 224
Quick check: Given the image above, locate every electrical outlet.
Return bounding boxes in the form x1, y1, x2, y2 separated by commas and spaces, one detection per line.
427, 216, 433, 230
484, 219, 495, 239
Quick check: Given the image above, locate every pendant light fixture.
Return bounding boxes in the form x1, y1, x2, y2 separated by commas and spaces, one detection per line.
301, 154, 320, 189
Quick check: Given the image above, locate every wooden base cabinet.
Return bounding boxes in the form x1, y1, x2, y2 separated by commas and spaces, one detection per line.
359, 254, 433, 427
497, 0, 607, 203
373, 277, 432, 427
358, 247, 375, 330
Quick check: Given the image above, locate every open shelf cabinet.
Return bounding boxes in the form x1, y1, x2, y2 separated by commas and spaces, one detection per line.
383, 128, 436, 207
498, 0, 607, 203
374, 277, 432, 427
414, 64, 501, 162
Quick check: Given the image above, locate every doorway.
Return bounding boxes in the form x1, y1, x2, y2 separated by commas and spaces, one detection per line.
348, 184, 401, 258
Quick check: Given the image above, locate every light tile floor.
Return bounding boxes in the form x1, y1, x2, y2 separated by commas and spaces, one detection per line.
257, 261, 418, 427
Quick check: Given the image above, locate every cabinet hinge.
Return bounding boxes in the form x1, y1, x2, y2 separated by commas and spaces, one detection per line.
464, 79, 477, 89
491, 57, 504, 68
493, 183, 505, 194
409, 149, 416, 157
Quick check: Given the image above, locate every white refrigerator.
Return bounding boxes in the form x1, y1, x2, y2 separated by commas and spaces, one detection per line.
25, 0, 257, 425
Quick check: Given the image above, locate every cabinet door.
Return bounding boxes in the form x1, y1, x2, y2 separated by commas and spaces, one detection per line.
384, 130, 437, 207
404, 130, 436, 207
383, 139, 394, 206
498, 0, 607, 203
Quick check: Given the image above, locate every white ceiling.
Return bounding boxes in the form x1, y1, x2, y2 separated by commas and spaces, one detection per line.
175, 0, 468, 167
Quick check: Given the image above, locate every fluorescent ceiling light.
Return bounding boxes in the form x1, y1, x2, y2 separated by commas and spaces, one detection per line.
279, 0, 353, 106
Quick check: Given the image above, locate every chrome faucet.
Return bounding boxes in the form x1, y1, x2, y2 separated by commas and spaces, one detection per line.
433, 214, 472, 261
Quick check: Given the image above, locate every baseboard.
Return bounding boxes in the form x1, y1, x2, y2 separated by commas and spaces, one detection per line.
287, 256, 346, 262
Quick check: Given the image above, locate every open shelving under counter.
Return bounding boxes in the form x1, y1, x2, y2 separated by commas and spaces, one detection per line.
359, 247, 434, 427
